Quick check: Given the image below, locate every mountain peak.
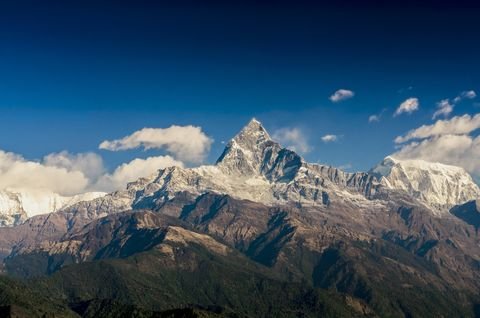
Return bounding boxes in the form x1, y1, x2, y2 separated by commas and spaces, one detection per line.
233, 118, 271, 146
246, 117, 262, 127
371, 156, 480, 211
373, 156, 470, 176
215, 119, 282, 175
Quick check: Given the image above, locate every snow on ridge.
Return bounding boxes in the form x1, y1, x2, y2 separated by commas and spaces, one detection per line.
371, 156, 480, 212
0, 188, 107, 226
1, 118, 478, 226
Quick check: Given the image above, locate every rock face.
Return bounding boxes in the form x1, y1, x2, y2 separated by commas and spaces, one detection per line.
7, 193, 480, 317
371, 156, 480, 213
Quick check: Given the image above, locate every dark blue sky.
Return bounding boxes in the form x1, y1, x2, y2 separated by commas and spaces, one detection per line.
0, 1, 478, 172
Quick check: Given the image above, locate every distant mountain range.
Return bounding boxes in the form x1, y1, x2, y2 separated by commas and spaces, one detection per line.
0, 119, 479, 317
0, 189, 106, 226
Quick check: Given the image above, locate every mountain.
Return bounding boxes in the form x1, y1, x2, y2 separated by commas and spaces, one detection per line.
371, 156, 480, 213
49, 118, 477, 223
47, 119, 379, 226
2, 119, 476, 230
1, 119, 480, 317
0, 189, 106, 226
5, 210, 371, 317
6, 201, 478, 317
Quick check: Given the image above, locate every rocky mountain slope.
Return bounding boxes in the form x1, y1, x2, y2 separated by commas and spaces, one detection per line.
6, 200, 480, 316
1, 118, 480, 317
1, 119, 476, 230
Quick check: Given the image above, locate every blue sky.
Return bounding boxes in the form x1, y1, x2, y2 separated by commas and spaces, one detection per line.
0, 1, 479, 184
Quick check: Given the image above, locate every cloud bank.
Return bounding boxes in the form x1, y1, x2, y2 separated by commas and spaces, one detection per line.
43, 151, 105, 181
0, 150, 186, 196
0, 150, 92, 196
395, 114, 480, 143
0, 124, 213, 196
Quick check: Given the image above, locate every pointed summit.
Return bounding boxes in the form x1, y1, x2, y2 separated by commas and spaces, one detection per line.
231, 118, 272, 149
242, 117, 266, 132
215, 118, 305, 180
215, 118, 280, 175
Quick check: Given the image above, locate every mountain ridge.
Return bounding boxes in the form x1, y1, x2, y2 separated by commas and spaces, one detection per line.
0, 118, 477, 227
2, 119, 480, 317
371, 156, 480, 213
56, 118, 477, 219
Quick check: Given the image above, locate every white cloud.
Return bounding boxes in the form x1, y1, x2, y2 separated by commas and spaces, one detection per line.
94, 155, 184, 191
329, 89, 355, 102
0, 150, 91, 196
99, 125, 213, 163
321, 134, 338, 143
0, 123, 214, 196
0, 149, 189, 195
43, 151, 105, 181
272, 128, 311, 153
453, 90, 477, 103
395, 114, 480, 143
393, 113, 480, 182
432, 99, 454, 119
394, 97, 419, 116
432, 90, 477, 119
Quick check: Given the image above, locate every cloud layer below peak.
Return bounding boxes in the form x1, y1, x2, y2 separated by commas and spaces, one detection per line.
0, 124, 213, 197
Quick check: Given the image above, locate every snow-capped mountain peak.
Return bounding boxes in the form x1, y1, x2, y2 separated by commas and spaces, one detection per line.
0, 188, 106, 226
2, 119, 478, 227
54, 119, 380, 226
231, 117, 272, 146
215, 118, 307, 183
216, 118, 280, 175
371, 156, 480, 211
